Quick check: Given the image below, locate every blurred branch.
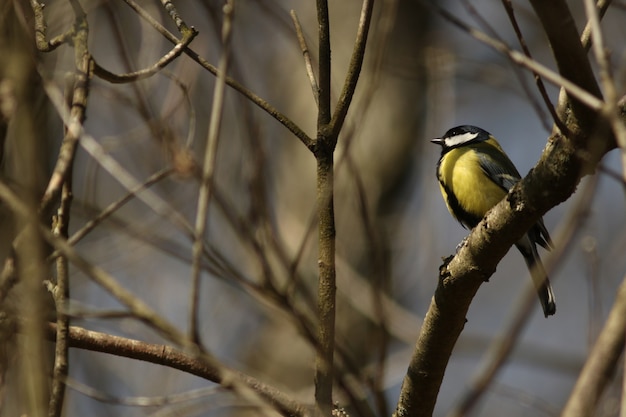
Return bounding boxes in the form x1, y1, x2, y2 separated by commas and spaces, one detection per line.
500, 0, 564, 133
427, 2, 604, 113
580, 0, 612, 51
190, 0, 234, 345
39, 1, 92, 210
30, 1, 72, 51
120, 0, 314, 149
528, 0, 603, 133
329, 0, 374, 138
42, 80, 195, 239
290, 10, 319, 106
47, 80, 76, 417
0, 179, 305, 417
561, 275, 626, 417
92, 27, 197, 83
583, 0, 626, 182
43, 323, 310, 417
63, 169, 172, 251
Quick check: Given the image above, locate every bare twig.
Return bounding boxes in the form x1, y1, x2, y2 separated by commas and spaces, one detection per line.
40, 1, 92, 210
43, 323, 309, 417
426, 2, 604, 113
30, 1, 73, 52
190, 0, 235, 345
329, 0, 374, 138
583, 0, 626, 182
42, 80, 194, 240
47, 81, 76, 417
65, 169, 172, 249
580, 0, 613, 51
120, 0, 314, 149
528, 0, 603, 132
92, 28, 197, 83
500, 0, 564, 133
290, 10, 319, 106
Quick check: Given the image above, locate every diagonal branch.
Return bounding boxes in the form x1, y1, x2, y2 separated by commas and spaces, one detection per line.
120, 0, 313, 149
528, 0, 603, 132
329, 0, 374, 139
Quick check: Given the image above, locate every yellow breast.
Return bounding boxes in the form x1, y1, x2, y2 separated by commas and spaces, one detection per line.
438, 146, 507, 221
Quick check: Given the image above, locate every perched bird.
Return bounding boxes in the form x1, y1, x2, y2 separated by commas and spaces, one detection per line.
431, 125, 556, 317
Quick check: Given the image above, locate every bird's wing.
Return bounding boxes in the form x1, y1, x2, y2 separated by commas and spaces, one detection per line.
477, 147, 522, 192
478, 146, 554, 251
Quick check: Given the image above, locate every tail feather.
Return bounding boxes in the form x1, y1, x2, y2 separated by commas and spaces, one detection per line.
516, 235, 556, 317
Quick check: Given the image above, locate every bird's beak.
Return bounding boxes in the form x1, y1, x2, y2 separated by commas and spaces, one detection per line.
430, 138, 444, 145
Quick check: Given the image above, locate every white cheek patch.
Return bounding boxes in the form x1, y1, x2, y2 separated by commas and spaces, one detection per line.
444, 132, 479, 147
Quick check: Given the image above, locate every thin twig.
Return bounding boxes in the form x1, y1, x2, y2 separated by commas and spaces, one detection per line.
50, 169, 171, 256
189, 0, 235, 345
583, 0, 626, 182
30, 0, 73, 52
47, 81, 76, 417
290, 10, 319, 106
528, 0, 603, 131
329, 0, 374, 138
41, 80, 195, 240
159, 0, 192, 34
92, 28, 198, 83
426, 2, 604, 113
580, 0, 612, 51
500, 0, 564, 133
120, 0, 314, 150
40, 2, 92, 211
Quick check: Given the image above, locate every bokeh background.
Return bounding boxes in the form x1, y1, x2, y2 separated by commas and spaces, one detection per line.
2, 1, 625, 416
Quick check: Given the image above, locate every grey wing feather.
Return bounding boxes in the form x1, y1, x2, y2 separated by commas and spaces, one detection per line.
477, 150, 522, 191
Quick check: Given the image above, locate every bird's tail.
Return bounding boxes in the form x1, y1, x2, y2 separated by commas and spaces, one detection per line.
516, 236, 556, 317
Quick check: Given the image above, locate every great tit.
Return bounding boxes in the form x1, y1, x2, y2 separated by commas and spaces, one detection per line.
431, 125, 556, 317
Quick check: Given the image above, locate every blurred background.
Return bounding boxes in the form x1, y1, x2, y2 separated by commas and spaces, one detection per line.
1, 0, 625, 416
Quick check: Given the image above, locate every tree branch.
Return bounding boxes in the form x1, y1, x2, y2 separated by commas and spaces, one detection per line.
528, 0, 603, 132
44, 323, 310, 417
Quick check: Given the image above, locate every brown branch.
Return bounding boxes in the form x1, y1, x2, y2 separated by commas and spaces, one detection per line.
120, 0, 314, 150
40, 1, 92, 210
329, 0, 374, 139
501, 0, 565, 133
92, 27, 198, 83
44, 323, 310, 417
313, 0, 335, 414
30, 1, 73, 52
448, 174, 599, 417
47, 81, 76, 417
189, 0, 235, 345
290, 10, 319, 106
528, 0, 603, 133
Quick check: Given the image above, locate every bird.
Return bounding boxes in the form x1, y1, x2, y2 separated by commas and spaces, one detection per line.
431, 125, 556, 317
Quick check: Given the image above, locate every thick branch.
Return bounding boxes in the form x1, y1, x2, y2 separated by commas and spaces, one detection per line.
394, 125, 609, 417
